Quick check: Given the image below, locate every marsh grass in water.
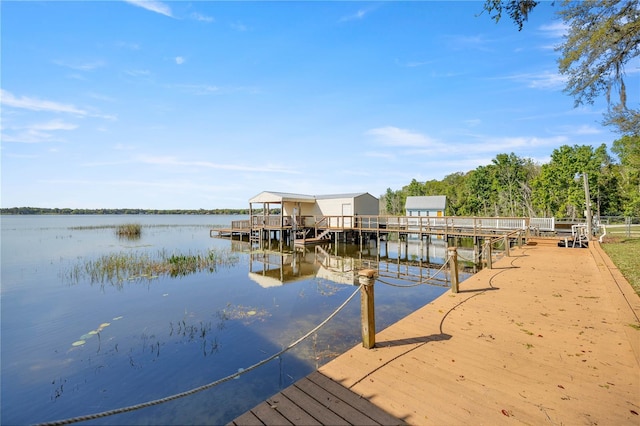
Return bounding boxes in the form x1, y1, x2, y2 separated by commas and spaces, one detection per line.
116, 223, 142, 240
64, 248, 239, 286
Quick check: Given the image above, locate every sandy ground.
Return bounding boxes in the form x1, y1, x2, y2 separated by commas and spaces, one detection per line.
319, 238, 640, 425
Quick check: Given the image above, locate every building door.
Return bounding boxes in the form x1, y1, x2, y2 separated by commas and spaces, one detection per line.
342, 203, 352, 228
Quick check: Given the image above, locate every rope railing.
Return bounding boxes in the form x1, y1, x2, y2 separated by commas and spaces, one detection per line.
375, 256, 451, 288
36, 284, 364, 426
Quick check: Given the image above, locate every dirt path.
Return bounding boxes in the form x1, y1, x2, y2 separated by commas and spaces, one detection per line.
319, 238, 640, 425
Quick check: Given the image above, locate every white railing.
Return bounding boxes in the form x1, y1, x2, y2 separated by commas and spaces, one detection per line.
529, 217, 555, 232
241, 215, 554, 233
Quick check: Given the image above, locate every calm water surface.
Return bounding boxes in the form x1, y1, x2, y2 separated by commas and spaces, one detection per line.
1, 215, 465, 425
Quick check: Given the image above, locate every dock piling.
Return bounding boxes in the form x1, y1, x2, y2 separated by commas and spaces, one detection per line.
358, 269, 377, 349
448, 247, 459, 293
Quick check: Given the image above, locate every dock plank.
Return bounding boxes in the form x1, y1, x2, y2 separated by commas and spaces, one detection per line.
306, 372, 404, 425
265, 394, 321, 425
251, 401, 294, 425
228, 410, 263, 426
280, 385, 350, 426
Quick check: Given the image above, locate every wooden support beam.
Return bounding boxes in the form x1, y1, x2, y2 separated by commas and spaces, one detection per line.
448, 247, 459, 293
358, 270, 376, 349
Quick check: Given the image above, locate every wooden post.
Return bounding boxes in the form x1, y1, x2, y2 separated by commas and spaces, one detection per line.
503, 235, 510, 257
358, 269, 376, 349
448, 247, 459, 294
485, 240, 493, 270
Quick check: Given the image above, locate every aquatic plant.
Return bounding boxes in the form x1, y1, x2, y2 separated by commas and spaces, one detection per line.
116, 223, 142, 239
63, 248, 239, 286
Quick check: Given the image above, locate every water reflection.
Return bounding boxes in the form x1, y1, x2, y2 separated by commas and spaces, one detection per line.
243, 237, 478, 289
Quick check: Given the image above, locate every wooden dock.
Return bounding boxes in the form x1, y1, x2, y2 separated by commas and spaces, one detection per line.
229, 238, 640, 425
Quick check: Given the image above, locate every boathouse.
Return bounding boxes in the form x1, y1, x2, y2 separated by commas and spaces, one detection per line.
249, 191, 379, 227
405, 195, 447, 217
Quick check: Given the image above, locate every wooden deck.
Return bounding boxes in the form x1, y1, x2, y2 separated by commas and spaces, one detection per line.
228, 371, 403, 426
229, 238, 640, 425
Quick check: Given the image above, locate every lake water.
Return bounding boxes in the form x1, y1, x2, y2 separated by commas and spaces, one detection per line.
1, 215, 467, 425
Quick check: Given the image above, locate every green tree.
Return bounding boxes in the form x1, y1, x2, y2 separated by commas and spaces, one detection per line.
382, 188, 404, 215
612, 134, 640, 215
491, 153, 532, 216
532, 144, 610, 219
404, 179, 427, 196
483, 0, 640, 135
464, 166, 495, 216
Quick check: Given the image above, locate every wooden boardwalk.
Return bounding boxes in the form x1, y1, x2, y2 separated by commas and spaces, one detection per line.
230, 238, 640, 425
229, 371, 403, 425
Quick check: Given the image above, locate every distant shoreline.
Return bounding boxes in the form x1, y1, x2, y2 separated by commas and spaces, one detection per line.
0, 207, 256, 215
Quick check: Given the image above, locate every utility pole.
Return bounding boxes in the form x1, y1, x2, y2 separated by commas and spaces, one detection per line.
583, 173, 592, 238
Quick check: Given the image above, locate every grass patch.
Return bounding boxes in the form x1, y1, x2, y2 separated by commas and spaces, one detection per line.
601, 237, 640, 297
64, 248, 239, 286
116, 223, 142, 239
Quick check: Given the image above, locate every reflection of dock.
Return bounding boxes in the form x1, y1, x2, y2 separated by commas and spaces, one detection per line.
245, 241, 460, 289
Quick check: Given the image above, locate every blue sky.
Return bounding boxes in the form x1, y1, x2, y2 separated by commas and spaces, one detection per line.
1, 1, 632, 209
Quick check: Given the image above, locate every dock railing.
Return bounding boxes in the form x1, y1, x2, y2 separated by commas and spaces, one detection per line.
234, 215, 548, 236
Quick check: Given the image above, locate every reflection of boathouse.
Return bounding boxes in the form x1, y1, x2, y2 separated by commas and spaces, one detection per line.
244, 239, 470, 289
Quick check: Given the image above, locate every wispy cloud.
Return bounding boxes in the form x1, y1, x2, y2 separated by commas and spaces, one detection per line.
191, 12, 214, 23
539, 21, 568, 38
443, 34, 494, 52
137, 156, 301, 174
339, 4, 380, 22
175, 56, 185, 65
123, 0, 173, 18
116, 41, 141, 50
1, 119, 77, 144
502, 70, 567, 90
123, 69, 151, 77
1, 89, 87, 115
54, 60, 105, 71
230, 21, 248, 31
366, 126, 440, 148
170, 84, 219, 95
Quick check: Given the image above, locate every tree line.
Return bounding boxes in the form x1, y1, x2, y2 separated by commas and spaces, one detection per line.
0, 208, 253, 215
381, 137, 639, 219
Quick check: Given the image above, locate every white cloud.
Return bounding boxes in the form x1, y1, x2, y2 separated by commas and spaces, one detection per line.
1, 119, 78, 144
339, 4, 380, 22
31, 120, 78, 131
175, 56, 185, 65
54, 60, 105, 71
366, 126, 439, 148
137, 156, 301, 174
230, 21, 248, 31
170, 84, 219, 95
191, 12, 214, 23
124, 69, 151, 77
539, 21, 568, 38
0, 89, 87, 115
123, 0, 173, 18
502, 70, 567, 90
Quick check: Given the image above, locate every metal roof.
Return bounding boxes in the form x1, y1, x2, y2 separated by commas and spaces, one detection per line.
249, 191, 316, 204
405, 195, 447, 210
249, 191, 377, 204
